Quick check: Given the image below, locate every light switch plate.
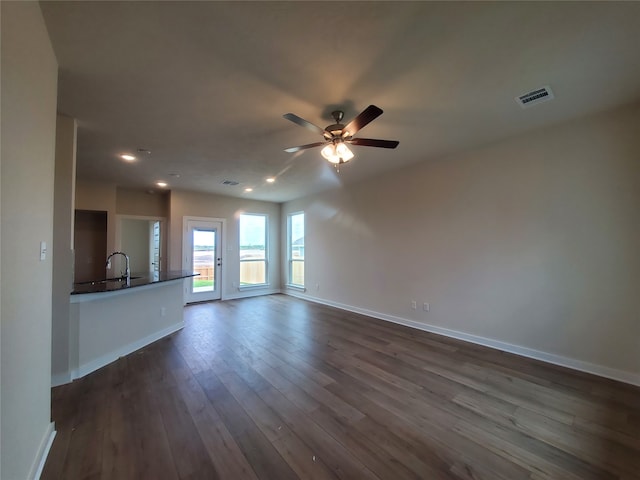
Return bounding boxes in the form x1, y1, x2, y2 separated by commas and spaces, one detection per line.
40, 241, 47, 261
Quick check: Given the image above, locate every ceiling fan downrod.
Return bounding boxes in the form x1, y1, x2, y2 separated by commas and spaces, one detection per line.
331, 110, 344, 124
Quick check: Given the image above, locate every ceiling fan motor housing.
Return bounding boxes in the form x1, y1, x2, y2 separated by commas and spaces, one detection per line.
325, 124, 345, 137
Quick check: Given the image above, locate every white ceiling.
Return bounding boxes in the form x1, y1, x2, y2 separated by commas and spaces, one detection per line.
40, 1, 640, 203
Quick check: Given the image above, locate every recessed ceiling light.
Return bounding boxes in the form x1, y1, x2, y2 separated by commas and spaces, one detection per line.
120, 154, 136, 161
244, 187, 253, 192
156, 181, 168, 188
266, 177, 276, 183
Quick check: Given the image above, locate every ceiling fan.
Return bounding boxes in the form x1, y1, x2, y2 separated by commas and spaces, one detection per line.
283, 105, 399, 167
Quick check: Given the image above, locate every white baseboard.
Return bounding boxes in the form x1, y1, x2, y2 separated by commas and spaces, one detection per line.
223, 288, 282, 301
73, 321, 184, 381
51, 371, 71, 388
29, 422, 56, 480
284, 290, 640, 387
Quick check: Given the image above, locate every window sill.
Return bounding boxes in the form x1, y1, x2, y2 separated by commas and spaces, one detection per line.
285, 284, 306, 292
238, 283, 270, 291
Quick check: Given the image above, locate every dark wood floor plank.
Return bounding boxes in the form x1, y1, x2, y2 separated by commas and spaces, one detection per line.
347, 357, 612, 480
122, 350, 181, 480
42, 294, 640, 480
175, 372, 260, 480
60, 422, 104, 480
257, 385, 382, 480
149, 377, 221, 479
271, 431, 341, 480
512, 405, 640, 478
309, 405, 425, 480
209, 340, 372, 480
217, 369, 290, 443
194, 369, 300, 480
321, 367, 531, 480
99, 357, 138, 480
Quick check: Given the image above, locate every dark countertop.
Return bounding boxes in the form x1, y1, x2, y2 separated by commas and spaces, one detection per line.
71, 270, 197, 295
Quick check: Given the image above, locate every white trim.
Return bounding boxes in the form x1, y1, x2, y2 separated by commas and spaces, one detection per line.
73, 321, 184, 381
183, 216, 225, 303
52, 372, 71, 388
286, 211, 305, 287
224, 288, 282, 301
238, 283, 270, 291
284, 291, 640, 387
29, 422, 56, 480
285, 284, 306, 292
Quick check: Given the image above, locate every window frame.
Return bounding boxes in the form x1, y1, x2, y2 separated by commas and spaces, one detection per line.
239, 213, 268, 288
287, 211, 305, 288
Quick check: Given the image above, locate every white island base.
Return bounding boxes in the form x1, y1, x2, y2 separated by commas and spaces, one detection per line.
69, 279, 184, 381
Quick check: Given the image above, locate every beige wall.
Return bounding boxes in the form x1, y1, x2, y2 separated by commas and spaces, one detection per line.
51, 114, 77, 384
168, 190, 281, 299
116, 186, 168, 217
75, 179, 117, 260
116, 188, 169, 273
1, 2, 58, 478
75, 183, 169, 276
120, 218, 151, 273
283, 102, 640, 382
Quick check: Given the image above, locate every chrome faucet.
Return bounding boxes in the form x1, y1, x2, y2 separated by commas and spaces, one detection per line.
106, 251, 130, 285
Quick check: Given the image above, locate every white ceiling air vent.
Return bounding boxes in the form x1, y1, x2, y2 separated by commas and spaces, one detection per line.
515, 86, 554, 108
221, 180, 239, 186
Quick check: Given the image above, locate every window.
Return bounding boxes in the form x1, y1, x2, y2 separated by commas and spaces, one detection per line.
239, 214, 267, 286
288, 212, 304, 287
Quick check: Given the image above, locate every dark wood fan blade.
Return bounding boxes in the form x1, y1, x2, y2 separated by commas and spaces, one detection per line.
349, 138, 399, 149
342, 105, 383, 137
283, 113, 326, 136
284, 141, 327, 153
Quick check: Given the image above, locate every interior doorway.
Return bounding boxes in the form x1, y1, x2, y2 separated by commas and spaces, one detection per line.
117, 215, 166, 274
74, 210, 107, 282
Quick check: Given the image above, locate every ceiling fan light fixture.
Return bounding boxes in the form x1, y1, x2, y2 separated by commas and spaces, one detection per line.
335, 142, 354, 161
321, 144, 337, 162
321, 141, 353, 164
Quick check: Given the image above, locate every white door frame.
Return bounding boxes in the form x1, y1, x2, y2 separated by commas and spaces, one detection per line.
182, 216, 226, 303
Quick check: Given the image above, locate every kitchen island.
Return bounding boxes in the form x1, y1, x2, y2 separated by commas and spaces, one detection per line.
68, 271, 196, 381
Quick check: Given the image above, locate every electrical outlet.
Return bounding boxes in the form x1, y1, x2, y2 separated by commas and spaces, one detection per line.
160, 307, 166, 316
423, 302, 430, 312
411, 300, 417, 310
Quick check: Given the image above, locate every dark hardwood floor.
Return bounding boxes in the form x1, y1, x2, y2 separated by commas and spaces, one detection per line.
42, 294, 640, 479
